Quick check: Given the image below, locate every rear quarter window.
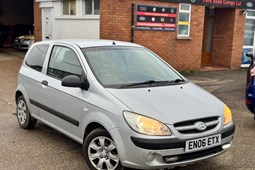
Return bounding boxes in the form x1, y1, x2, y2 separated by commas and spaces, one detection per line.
25, 44, 49, 72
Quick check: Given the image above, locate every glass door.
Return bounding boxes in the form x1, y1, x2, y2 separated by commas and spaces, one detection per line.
201, 8, 215, 65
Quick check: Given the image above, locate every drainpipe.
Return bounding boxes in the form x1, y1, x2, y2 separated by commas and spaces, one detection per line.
131, 3, 135, 43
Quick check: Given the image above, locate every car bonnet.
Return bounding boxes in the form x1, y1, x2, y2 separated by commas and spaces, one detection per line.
106, 82, 224, 125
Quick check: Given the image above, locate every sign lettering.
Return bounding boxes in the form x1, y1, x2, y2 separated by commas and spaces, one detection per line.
136, 4, 177, 31
150, 0, 255, 9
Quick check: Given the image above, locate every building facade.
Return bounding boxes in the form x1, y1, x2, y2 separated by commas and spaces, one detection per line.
35, 0, 100, 41
35, 0, 253, 71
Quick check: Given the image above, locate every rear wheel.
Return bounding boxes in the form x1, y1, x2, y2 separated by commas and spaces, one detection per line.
83, 128, 123, 170
16, 96, 37, 129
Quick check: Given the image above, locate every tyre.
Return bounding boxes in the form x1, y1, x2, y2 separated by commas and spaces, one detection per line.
16, 96, 37, 129
83, 128, 123, 170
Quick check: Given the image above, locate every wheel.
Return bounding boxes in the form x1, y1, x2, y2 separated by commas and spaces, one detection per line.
16, 96, 37, 129
83, 128, 123, 170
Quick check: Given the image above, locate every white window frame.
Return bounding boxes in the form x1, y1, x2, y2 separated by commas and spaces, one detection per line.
177, 3, 191, 38
63, 0, 76, 16
84, 0, 100, 15
244, 10, 255, 48
57, 0, 100, 20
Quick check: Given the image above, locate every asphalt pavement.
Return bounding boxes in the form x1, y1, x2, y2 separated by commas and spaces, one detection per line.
0, 47, 254, 169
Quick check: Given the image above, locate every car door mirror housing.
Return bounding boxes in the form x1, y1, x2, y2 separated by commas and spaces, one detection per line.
62, 75, 89, 90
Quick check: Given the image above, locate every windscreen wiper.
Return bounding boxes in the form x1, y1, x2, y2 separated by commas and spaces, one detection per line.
168, 78, 185, 83
119, 79, 185, 88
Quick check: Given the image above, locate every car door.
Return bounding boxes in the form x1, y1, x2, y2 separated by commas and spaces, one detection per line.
21, 44, 50, 119
39, 45, 86, 141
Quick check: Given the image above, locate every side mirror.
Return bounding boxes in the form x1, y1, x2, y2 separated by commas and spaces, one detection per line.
62, 75, 90, 90
246, 52, 254, 59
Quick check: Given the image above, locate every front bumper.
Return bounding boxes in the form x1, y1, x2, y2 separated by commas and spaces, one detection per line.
110, 123, 235, 169
19, 40, 33, 50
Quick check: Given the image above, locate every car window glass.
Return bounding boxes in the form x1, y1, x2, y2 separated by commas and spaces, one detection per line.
124, 50, 170, 79
47, 46, 83, 80
25, 44, 49, 72
83, 47, 181, 87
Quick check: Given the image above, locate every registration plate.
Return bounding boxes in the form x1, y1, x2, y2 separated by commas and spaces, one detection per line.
185, 134, 221, 152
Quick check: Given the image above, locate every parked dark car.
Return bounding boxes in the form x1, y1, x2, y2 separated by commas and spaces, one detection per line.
245, 52, 255, 116
0, 24, 33, 48
0, 24, 11, 47
12, 24, 34, 41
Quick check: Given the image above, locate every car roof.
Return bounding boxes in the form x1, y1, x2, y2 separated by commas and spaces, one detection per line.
36, 39, 142, 48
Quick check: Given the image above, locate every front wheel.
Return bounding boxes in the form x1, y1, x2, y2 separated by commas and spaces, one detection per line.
83, 128, 123, 170
16, 96, 37, 129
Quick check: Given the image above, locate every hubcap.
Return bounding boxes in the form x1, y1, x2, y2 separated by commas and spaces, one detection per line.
88, 136, 119, 170
17, 100, 27, 125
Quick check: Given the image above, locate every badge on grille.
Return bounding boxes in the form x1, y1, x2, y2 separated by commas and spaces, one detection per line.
195, 121, 207, 131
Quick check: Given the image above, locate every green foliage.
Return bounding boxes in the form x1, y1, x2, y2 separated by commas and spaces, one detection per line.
179, 70, 196, 76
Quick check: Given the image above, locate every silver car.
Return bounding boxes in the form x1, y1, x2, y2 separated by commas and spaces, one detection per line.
16, 40, 235, 169
14, 34, 34, 50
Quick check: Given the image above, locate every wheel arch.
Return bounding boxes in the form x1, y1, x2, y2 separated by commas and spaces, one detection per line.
81, 110, 124, 143
15, 83, 30, 105
83, 122, 107, 142
15, 90, 23, 104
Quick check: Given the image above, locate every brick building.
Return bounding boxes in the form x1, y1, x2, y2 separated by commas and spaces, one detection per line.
34, 0, 254, 71
34, 0, 42, 42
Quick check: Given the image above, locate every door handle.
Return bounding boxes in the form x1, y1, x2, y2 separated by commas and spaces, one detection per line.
42, 80, 48, 86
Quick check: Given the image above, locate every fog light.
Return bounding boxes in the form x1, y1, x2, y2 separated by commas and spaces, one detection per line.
164, 156, 178, 163
145, 152, 155, 162
222, 143, 231, 150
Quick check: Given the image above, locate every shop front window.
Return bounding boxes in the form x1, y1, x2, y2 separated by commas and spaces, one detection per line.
85, 0, 100, 15
242, 10, 255, 67
177, 3, 191, 37
63, 0, 76, 15
244, 11, 255, 46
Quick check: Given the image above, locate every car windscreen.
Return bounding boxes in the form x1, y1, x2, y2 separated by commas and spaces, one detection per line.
82, 46, 184, 88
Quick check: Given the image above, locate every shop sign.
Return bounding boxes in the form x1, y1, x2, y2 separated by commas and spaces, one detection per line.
152, 0, 255, 9
136, 4, 177, 31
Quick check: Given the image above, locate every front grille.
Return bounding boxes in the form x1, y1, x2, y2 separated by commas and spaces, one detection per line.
163, 145, 223, 163
174, 117, 219, 134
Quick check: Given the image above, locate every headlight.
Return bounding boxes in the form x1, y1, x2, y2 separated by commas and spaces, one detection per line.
224, 104, 232, 125
123, 111, 171, 136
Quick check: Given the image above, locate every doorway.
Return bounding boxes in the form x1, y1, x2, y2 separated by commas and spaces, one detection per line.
42, 9, 52, 40
201, 8, 216, 65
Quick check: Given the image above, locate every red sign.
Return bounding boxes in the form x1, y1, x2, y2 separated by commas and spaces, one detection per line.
152, 0, 255, 9
136, 4, 177, 31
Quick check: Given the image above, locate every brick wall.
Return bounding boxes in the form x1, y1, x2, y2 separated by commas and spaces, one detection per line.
213, 9, 235, 67
213, 9, 245, 68
231, 10, 245, 69
34, 0, 42, 42
100, 0, 205, 71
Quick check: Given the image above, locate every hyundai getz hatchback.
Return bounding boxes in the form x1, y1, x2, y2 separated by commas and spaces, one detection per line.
16, 40, 235, 169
